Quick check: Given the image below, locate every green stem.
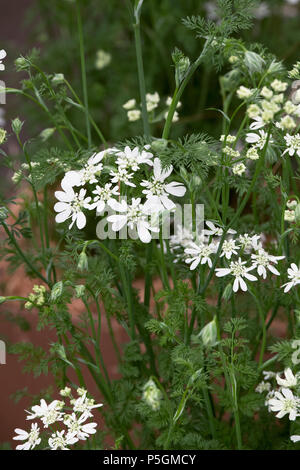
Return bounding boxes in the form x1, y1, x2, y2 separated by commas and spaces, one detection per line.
1, 221, 49, 286
76, 0, 91, 146
133, 19, 150, 137
162, 39, 210, 140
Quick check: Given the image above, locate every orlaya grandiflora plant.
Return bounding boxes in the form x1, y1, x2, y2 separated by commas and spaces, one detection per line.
1, 0, 300, 452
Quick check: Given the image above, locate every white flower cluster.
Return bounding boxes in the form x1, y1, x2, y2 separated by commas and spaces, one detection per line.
13, 387, 102, 450
95, 50, 111, 70
123, 92, 181, 123
256, 368, 300, 443
54, 146, 186, 243
284, 198, 299, 223
173, 221, 289, 293
239, 78, 300, 161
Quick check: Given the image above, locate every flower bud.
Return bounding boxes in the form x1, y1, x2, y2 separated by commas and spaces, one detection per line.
75, 285, 85, 298
0, 128, 6, 144
77, 251, 88, 271
11, 117, 24, 136
50, 281, 63, 302
51, 73, 65, 86
39, 128, 55, 142
244, 51, 265, 75
0, 206, 9, 223
142, 379, 162, 411
198, 317, 218, 348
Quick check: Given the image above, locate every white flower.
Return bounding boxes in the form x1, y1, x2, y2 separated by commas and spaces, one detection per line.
232, 163, 246, 176
223, 146, 240, 158
281, 263, 300, 292
291, 435, 300, 443
249, 116, 265, 130
287, 199, 298, 209
220, 134, 236, 144
237, 86, 254, 99
64, 413, 97, 440
272, 93, 284, 104
238, 233, 261, 252
54, 186, 92, 229
215, 257, 257, 292
255, 381, 271, 394
276, 115, 296, 130
48, 430, 78, 450
166, 96, 181, 108
92, 183, 119, 214
276, 368, 298, 388
284, 209, 295, 222
60, 387, 71, 397
268, 388, 299, 420
110, 167, 136, 187
70, 152, 104, 186
26, 399, 64, 428
184, 241, 216, 270
251, 249, 285, 279
95, 50, 111, 70
263, 370, 276, 380
283, 133, 300, 157
0, 49, 7, 71
123, 99, 136, 110
245, 129, 273, 150
246, 147, 260, 160
260, 86, 273, 99
203, 221, 236, 238
71, 392, 103, 418
107, 198, 159, 243
284, 100, 297, 115
146, 92, 160, 112
141, 158, 186, 213
13, 423, 41, 450
127, 109, 141, 121
115, 145, 153, 171
247, 104, 261, 119
220, 239, 240, 259
271, 79, 288, 92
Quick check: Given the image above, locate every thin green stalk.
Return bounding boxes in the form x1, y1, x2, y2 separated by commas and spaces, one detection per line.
119, 265, 136, 339
64, 79, 107, 146
159, 229, 170, 290
162, 39, 210, 140
43, 186, 50, 250
1, 221, 49, 286
76, 0, 91, 146
133, 20, 150, 136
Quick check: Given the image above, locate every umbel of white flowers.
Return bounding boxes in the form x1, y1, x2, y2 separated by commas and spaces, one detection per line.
54, 146, 186, 242
13, 387, 102, 450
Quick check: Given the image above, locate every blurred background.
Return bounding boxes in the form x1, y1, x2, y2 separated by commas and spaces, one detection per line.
0, 0, 299, 448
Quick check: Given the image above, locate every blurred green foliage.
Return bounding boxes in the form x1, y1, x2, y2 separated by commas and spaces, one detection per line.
12, 0, 300, 143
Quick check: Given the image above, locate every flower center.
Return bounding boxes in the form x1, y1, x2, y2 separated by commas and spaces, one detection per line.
230, 261, 246, 277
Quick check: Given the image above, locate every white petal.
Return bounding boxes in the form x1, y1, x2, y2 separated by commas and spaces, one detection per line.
55, 210, 71, 223
137, 222, 151, 243
165, 182, 186, 197
54, 202, 70, 213
76, 212, 86, 229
